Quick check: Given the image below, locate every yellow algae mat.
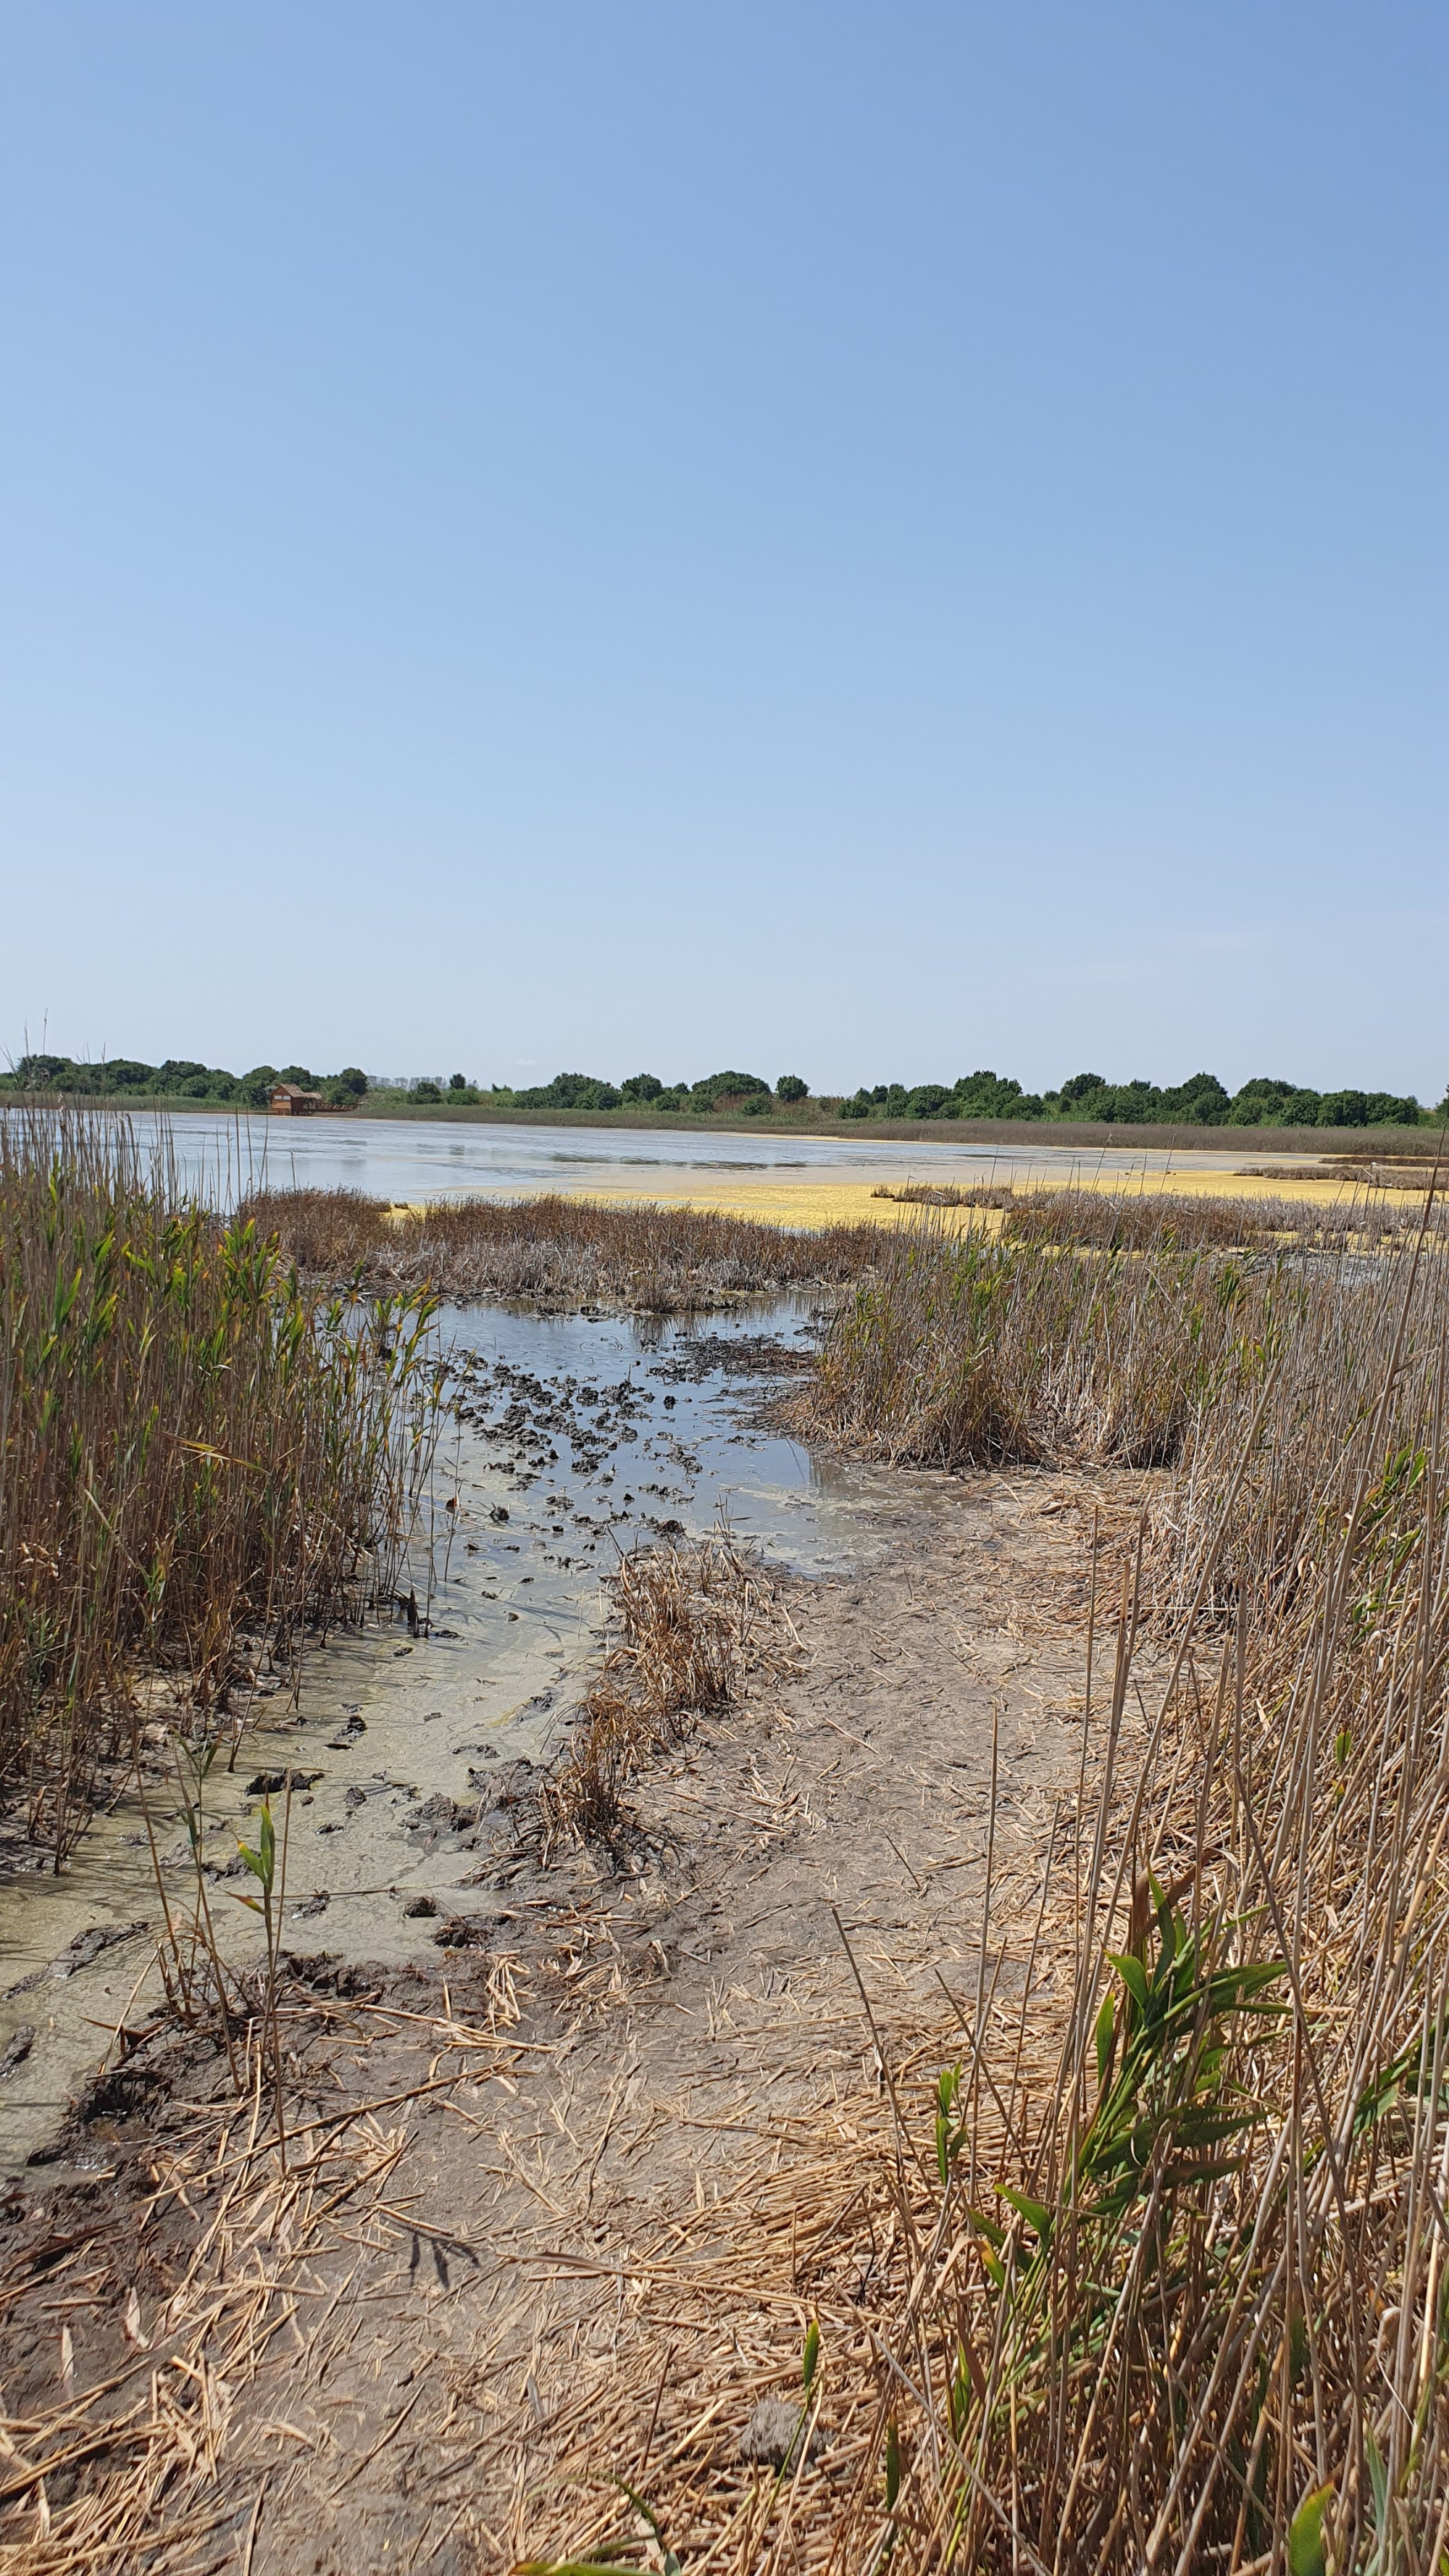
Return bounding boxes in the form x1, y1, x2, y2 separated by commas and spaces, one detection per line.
383, 1159, 1430, 1231
556, 1164, 1427, 1230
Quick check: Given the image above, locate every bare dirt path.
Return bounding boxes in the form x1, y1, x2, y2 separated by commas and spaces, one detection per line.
0, 1469, 1138, 2575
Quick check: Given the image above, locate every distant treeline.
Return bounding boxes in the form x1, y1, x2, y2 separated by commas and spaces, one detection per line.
3, 1056, 1442, 1127
0, 1055, 372, 1108
836, 1069, 1442, 1127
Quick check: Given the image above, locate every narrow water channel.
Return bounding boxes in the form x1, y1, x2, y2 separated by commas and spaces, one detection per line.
0, 1298, 937, 2178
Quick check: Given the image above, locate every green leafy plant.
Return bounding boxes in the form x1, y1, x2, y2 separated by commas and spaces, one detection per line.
232, 1791, 290, 2156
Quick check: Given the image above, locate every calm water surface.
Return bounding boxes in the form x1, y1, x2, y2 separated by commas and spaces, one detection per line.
99, 1110, 1260, 1206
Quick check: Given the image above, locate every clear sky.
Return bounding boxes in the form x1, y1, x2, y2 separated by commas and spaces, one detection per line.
1, 4, 1444, 1097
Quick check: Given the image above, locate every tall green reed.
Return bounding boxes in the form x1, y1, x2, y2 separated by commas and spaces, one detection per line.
0, 1104, 440, 1862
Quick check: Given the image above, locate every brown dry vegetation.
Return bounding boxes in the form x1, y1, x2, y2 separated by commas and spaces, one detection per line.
1002, 1183, 1445, 1253
799, 1213, 1448, 1482
561, 1209, 1449, 2571
0, 2019, 518, 2576
766, 1210, 1449, 2571
533, 1535, 801, 1854
798, 1222, 1262, 1471
872, 1180, 1019, 1210
241, 1186, 885, 1310
874, 1179, 1447, 1251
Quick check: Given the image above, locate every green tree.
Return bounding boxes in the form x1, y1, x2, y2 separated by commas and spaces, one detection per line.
1159, 1072, 1230, 1122
689, 1070, 770, 1110
513, 1072, 622, 1109
1316, 1089, 1369, 1127
1227, 1077, 1297, 1127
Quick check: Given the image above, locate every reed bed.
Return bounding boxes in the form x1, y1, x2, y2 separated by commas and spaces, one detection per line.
240, 1186, 885, 1310
872, 1181, 1019, 1210
516, 1209, 1449, 2573
801, 1208, 1449, 1477
0, 1109, 440, 1861
790, 1205, 1449, 2570
873, 1180, 1445, 1251
1001, 1184, 1444, 1254
799, 1222, 1266, 1471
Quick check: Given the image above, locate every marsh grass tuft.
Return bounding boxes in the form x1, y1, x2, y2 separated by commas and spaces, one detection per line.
537, 1535, 798, 1853
873, 1177, 1446, 1247
1000, 1180, 1444, 1253
798, 1219, 1262, 1472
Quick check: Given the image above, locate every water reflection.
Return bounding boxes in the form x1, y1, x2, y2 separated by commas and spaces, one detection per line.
49, 1109, 1261, 1210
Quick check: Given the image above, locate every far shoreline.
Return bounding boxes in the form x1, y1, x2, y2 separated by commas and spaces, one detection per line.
3, 1095, 1440, 1159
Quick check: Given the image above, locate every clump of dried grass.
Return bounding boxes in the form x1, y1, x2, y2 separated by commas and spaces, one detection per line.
538, 1537, 797, 1851
799, 1220, 1264, 1471
873, 1178, 1444, 1249
241, 1187, 885, 1312
872, 1181, 1016, 1209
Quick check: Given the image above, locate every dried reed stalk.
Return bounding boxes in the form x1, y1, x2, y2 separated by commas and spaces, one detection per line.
0, 2095, 407, 2575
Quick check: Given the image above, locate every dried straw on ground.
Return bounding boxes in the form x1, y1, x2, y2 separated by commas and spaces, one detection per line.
0, 2077, 409, 2574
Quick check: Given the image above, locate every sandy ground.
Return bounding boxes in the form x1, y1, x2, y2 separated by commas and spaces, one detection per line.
0, 1464, 1148, 2572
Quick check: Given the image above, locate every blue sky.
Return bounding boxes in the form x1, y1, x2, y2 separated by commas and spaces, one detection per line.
1, 3, 1444, 1096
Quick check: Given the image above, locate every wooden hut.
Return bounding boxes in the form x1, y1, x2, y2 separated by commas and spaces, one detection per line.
268, 1083, 325, 1116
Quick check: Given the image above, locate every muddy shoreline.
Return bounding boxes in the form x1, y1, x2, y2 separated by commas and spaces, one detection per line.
0, 1447, 1145, 2571
0, 1296, 922, 2180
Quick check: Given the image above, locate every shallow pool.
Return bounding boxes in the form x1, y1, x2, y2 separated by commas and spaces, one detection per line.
0, 1296, 938, 2177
